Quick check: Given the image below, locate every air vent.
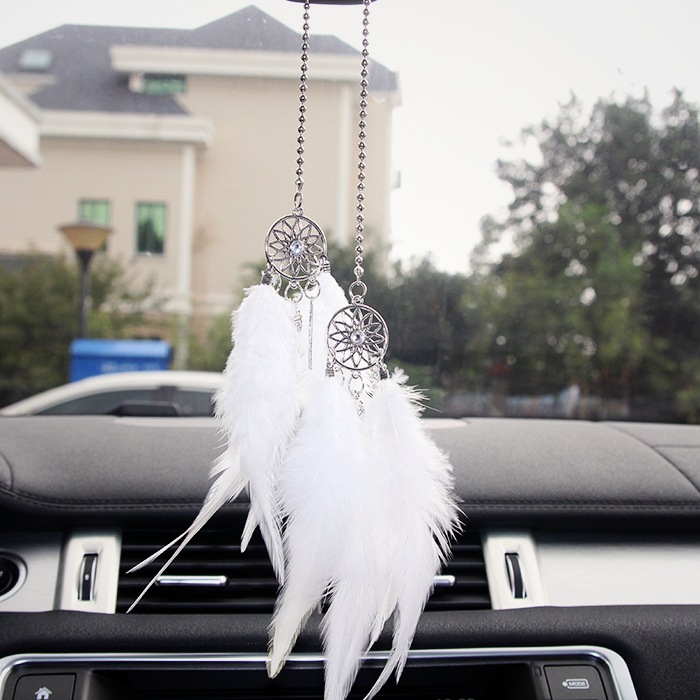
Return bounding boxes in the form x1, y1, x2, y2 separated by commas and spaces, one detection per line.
425, 530, 491, 611
117, 527, 490, 614
117, 528, 278, 614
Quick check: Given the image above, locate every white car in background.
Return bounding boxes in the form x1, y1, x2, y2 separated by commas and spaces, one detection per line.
0, 371, 222, 417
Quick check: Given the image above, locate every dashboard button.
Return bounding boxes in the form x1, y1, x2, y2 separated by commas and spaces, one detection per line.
12, 674, 76, 700
545, 665, 607, 700
0, 556, 20, 597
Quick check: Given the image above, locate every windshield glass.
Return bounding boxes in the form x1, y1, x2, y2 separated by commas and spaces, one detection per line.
0, 0, 698, 423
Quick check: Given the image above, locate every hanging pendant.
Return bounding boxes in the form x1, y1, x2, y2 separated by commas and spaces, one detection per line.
327, 302, 388, 373
268, 4, 460, 700
265, 212, 327, 283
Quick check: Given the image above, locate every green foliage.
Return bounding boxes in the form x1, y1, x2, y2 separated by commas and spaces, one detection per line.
195, 241, 487, 399
187, 312, 232, 372
0, 254, 157, 406
326, 240, 483, 391
478, 90, 700, 419
0, 255, 76, 404
678, 359, 700, 424
62, 88, 700, 424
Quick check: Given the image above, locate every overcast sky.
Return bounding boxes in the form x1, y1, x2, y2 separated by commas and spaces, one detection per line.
2, 1, 700, 272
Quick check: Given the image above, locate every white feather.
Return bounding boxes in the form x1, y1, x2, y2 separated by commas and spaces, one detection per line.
362, 368, 460, 700
216, 283, 303, 581
321, 503, 387, 700
125, 447, 247, 612
268, 374, 367, 679
127, 283, 301, 611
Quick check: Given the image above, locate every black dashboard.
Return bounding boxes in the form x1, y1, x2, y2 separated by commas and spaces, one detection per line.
1, 416, 700, 699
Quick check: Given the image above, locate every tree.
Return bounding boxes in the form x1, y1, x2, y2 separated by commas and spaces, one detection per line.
326, 241, 485, 389
481, 91, 700, 414
491, 201, 653, 398
187, 312, 232, 372
0, 254, 157, 406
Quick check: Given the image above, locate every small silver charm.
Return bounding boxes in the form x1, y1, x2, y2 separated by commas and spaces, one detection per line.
265, 214, 327, 282
327, 303, 389, 372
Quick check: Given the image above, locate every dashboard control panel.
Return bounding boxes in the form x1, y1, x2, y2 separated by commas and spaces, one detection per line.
0, 647, 637, 700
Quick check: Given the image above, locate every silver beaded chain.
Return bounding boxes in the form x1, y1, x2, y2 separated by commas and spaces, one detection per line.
326, 0, 389, 404
293, 1, 311, 216
350, 0, 371, 305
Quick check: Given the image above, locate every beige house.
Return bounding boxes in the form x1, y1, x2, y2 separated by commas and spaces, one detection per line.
0, 6, 399, 322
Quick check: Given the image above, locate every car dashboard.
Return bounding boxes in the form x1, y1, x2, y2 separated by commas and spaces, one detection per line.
1, 416, 699, 699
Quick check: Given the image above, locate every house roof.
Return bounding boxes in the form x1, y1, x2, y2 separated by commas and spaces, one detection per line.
0, 5, 397, 116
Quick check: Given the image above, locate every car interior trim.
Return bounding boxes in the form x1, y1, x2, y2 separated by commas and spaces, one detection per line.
0, 645, 639, 700
535, 532, 700, 606
58, 531, 121, 614
482, 530, 546, 609
155, 574, 229, 587
0, 534, 61, 612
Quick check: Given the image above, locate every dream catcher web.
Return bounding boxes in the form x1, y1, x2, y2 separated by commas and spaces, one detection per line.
265, 213, 327, 283
327, 301, 388, 373
129, 4, 460, 700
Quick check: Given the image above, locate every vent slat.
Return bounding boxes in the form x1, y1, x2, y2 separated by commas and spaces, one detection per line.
424, 532, 491, 612
117, 526, 491, 614
117, 527, 277, 614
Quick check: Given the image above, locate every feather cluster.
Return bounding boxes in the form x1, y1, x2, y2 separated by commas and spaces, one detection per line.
270, 368, 459, 700
126, 282, 302, 607
129, 275, 460, 700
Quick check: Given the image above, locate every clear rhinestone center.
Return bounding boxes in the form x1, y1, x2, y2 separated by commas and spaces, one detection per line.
289, 239, 305, 257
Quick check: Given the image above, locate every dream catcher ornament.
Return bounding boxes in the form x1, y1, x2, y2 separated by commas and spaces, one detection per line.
130, 2, 460, 700
269, 3, 460, 700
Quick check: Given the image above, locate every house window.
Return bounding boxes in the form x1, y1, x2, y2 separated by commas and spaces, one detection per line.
78, 199, 111, 227
143, 74, 186, 95
136, 203, 167, 255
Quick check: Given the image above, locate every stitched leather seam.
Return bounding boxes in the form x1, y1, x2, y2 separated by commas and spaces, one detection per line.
1, 487, 699, 512
463, 502, 700, 510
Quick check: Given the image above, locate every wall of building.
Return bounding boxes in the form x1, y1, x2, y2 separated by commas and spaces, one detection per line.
0, 74, 396, 318
181, 72, 395, 314
0, 136, 187, 305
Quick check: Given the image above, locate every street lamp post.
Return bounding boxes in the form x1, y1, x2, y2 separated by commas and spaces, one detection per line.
58, 222, 112, 338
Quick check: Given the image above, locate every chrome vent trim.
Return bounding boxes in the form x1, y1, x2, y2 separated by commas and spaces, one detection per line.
117, 526, 490, 614
116, 528, 278, 614
425, 530, 491, 611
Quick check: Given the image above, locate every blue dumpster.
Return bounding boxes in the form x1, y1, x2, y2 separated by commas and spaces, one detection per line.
70, 339, 171, 381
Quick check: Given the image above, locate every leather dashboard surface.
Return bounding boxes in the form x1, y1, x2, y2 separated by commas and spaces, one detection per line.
1, 416, 700, 698
1, 606, 700, 699
0, 417, 699, 529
